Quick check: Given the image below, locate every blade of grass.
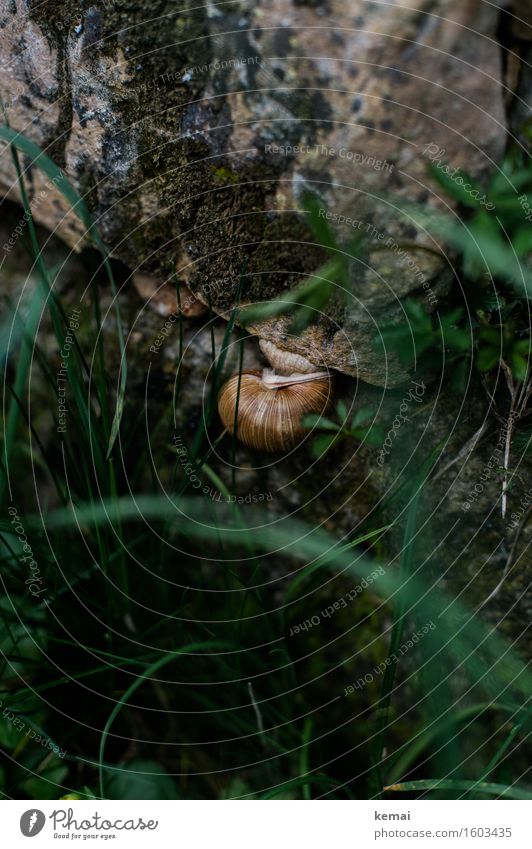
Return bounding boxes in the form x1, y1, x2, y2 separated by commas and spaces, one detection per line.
231, 335, 245, 491
0, 126, 127, 458
39, 493, 532, 712
300, 717, 314, 800
481, 699, 532, 781
1, 300, 52, 502
387, 702, 517, 784
369, 454, 435, 797
284, 524, 392, 603
98, 640, 229, 799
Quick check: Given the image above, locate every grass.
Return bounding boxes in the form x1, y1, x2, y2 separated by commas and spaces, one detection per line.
0, 128, 531, 801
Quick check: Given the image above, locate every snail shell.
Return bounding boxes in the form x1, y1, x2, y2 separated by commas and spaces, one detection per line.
218, 369, 332, 453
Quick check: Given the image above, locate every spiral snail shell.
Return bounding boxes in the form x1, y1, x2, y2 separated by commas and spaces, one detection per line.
217, 368, 332, 453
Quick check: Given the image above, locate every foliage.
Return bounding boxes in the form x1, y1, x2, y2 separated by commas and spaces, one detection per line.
303, 402, 385, 458
427, 153, 532, 297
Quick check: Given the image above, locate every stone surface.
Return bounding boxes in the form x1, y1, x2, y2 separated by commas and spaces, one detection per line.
132, 273, 208, 318
0, 0, 510, 386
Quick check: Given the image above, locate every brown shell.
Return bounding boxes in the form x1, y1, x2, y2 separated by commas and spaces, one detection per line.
217, 370, 333, 453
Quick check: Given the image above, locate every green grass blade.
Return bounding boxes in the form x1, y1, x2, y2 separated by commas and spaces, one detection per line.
370, 455, 435, 796
98, 641, 229, 799
284, 524, 391, 603
0, 125, 127, 458
387, 703, 517, 784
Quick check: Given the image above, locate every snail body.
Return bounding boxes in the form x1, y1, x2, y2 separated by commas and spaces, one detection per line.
258, 339, 323, 376
218, 369, 332, 453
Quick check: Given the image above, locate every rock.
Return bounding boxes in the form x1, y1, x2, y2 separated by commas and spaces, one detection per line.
509, 0, 532, 38
0, 0, 508, 387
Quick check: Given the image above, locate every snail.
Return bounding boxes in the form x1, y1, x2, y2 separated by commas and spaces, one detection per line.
217, 367, 333, 453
